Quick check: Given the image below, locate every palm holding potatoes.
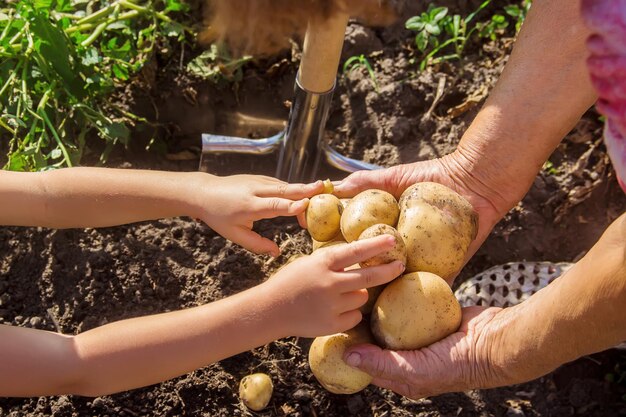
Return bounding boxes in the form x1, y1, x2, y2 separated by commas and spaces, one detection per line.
333, 158, 507, 274
344, 306, 505, 399
265, 235, 405, 338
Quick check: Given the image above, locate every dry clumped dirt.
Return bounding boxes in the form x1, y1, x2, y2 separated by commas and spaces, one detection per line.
1, 0, 626, 416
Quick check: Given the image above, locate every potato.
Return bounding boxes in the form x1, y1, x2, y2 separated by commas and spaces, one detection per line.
306, 194, 343, 241
308, 322, 374, 394
371, 271, 461, 350
322, 179, 334, 194
397, 202, 473, 278
239, 373, 273, 411
399, 182, 478, 242
340, 190, 400, 242
311, 234, 346, 251
397, 183, 477, 279
357, 224, 407, 268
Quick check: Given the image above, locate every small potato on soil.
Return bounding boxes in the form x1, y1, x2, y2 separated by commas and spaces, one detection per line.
371, 271, 461, 350
308, 322, 374, 394
340, 190, 400, 242
306, 194, 343, 242
357, 224, 407, 268
239, 373, 273, 411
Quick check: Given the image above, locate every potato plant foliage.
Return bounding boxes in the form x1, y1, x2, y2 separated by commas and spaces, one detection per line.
0, 0, 191, 171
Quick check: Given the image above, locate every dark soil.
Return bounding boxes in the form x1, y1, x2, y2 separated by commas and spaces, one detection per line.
1, 1, 626, 416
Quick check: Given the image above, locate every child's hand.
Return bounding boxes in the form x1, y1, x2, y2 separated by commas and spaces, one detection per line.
192, 174, 325, 256
264, 235, 406, 338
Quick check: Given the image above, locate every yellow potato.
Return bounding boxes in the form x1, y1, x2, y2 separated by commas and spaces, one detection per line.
239, 373, 273, 411
371, 271, 461, 350
397, 202, 474, 278
306, 194, 343, 242
340, 190, 400, 242
311, 234, 346, 251
399, 182, 478, 242
308, 322, 374, 394
357, 224, 407, 268
322, 179, 334, 194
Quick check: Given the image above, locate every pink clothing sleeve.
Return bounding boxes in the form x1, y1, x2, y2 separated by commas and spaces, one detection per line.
582, 0, 626, 192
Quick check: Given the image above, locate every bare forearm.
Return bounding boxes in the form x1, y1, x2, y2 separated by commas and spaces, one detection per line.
0, 283, 286, 397
492, 214, 626, 384
444, 0, 596, 214
0, 168, 204, 228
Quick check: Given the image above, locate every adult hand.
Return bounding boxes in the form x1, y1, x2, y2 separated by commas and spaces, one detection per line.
331, 156, 510, 278
342, 306, 511, 399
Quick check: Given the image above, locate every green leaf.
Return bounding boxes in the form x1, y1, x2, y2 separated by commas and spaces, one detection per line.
425, 22, 441, 35
415, 31, 428, 52
34, 0, 54, 10
81, 47, 100, 66
6, 153, 27, 171
162, 21, 184, 38
165, 0, 184, 12
504, 5, 521, 17
29, 10, 86, 98
50, 148, 62, 159
405, 16, 425, 31
431, 7, 448, 22
112, 63, 129, 80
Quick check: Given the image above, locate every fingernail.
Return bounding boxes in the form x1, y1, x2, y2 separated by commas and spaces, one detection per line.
398, 261, 406, 271
386, 236, 397, 245
345, 352, 361, 367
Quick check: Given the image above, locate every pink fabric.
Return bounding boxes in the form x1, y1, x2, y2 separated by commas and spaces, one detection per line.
582, 0, 626, 192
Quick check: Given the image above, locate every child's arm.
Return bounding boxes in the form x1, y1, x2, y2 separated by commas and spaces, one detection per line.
0, 168, 324, 255
0, 235, 404, 397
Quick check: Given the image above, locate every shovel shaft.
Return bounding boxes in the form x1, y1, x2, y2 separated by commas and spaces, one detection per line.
299, 12, 350, 94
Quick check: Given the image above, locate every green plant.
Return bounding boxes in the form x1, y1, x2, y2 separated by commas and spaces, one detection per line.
342, 54, 379, 92
0, 0, 191, 171
605, 354, 626, 402
478, 13, 509, 41
504, 0, 532, 33
406, 0, 492, 70
543, 160, 559, 176
406, 1, 531, 70
186, 43, 252, 85
405, 5, 449, 54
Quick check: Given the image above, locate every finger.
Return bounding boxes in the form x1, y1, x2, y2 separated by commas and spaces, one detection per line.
325, 235, 397, 270
225, 226, 280, 257
335, 310, 362, 333
371, 377, 422, 400
332, 171, 374, 198
339, 289, 369, 312
334, 166, 411, 199
343, 343, 409, 381
257, 180, 324, 199
297, 211, 307, 229
338, 261, 405, 292
256, 198, 309, 218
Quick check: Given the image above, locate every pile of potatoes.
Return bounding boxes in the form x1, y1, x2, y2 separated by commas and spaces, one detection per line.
306, 182, 478, 394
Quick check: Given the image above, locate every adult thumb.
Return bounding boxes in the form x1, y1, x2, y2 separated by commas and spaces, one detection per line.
343, 343, 401, 380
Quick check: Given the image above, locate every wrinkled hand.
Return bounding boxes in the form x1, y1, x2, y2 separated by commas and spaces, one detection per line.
342, 306, 509, 399
326, 157, 509, 275
266, 235, 406, 338
194, 174, 324, 256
